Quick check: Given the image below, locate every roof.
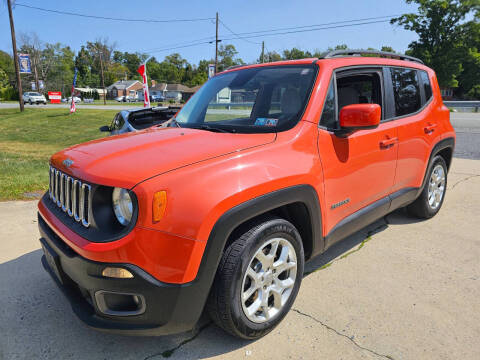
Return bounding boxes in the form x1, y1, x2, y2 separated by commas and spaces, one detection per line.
149, 83, 199, 93
107, 80, 141, 91
218, 55, 431, 76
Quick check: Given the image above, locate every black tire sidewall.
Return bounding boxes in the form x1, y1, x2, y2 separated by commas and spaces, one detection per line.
227, 219, 304, 339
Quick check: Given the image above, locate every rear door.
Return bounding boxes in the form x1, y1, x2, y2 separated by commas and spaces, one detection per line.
317, 67, 398, 241
384, 67, 434, 194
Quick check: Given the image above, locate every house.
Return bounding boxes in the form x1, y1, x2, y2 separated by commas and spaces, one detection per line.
137, 80, 201, 102
107, 80, 143, 99
440, 88, 454, 100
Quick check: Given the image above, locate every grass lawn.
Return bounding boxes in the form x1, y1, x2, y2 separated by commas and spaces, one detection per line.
0, 108, 116, 201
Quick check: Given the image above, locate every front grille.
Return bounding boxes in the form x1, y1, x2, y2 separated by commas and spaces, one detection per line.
49, 166, 91, 227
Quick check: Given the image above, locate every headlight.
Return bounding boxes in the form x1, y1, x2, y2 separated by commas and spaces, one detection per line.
112, 187, 133, 226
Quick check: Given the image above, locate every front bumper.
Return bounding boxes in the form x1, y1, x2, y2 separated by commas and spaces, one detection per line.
38, 215, 206, 335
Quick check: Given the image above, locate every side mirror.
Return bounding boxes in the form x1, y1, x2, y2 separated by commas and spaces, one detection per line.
336, 104, 381, 137
99, 125, 110, 132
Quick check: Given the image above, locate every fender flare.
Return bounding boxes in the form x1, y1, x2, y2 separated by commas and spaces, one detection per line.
186, 184, 322, 318
416, 137, 455, 197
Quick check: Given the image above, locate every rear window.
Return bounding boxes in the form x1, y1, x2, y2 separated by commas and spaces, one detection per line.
390, 68, 421, 117
419, 70, 432, 104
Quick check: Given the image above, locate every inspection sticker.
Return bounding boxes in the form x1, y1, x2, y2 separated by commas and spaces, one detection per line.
255, 118, 278, 126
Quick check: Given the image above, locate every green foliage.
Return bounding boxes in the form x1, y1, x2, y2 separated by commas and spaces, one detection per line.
391, 0, 480, 89
0, 108, 116, 200
283, 48, 312, 60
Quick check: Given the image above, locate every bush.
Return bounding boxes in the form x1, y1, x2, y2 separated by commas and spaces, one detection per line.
0, 86, 18, 101
169, 99, 175, 104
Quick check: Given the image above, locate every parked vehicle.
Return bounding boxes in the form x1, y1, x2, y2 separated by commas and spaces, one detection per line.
151, 94, 165, 102
38, 50, 455, 340
66, 96, 81, 103
23, 92, 47, 105
99, 106, 181, 135
115, 95, 137, 102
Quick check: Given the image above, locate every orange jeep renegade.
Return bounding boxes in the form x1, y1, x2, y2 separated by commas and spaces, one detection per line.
39, 50, 455, 339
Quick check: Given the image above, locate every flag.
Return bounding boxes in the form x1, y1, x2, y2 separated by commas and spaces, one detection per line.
70, 68, 78, 114
138, 64, 151, 108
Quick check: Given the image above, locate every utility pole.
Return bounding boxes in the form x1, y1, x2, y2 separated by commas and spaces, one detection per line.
7, 0, 24, 111
261, 41, 265, 63
215, 12, 219, 74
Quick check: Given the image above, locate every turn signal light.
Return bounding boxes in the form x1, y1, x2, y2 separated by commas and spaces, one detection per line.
153, 191, 167, 222
102, 267, 134, 279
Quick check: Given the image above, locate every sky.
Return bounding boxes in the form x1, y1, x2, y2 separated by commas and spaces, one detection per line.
0, 0, 419, 65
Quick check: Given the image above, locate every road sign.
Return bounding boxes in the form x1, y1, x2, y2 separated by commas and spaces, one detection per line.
48, 91, 61, 104
208, 64, 215, 79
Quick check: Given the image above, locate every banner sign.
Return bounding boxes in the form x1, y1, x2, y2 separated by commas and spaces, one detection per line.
208, 64, 215, 79
18, 54, 32, 74
48, 91, 61, 104
137, 64, 151, 108
31, 82, 36, 90
39, 80, 45, 89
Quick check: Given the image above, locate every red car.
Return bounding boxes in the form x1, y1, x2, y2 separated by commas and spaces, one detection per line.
39, 50, 455, 339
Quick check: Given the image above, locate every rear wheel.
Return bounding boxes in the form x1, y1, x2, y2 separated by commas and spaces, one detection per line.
207, 217, 304, 339
407, 155, 447, 218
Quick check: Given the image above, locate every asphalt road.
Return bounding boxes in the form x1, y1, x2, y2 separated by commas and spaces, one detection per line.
449, 112, 480, 160
1, 159, 479, 359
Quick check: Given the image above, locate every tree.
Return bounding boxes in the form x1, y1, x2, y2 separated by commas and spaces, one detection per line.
217, 44, 244, 71
381, 46, 396, 53
391, 0, 480, 88
283, 48, 312, 60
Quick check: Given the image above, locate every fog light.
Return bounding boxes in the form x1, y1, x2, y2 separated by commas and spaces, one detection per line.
102, 267, 134, 279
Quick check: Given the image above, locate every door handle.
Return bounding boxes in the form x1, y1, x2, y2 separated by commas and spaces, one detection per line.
424, 123, 437, 134
380, 137, 398, 148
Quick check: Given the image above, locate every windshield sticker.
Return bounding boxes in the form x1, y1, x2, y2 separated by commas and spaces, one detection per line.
255, 118, 278, 127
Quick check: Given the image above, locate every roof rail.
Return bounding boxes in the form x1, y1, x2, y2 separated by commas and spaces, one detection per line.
320, 49, 424, 64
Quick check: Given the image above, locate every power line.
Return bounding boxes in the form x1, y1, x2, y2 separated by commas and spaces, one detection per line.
14, 3, 215, 23
145, 18, 395, 55
220, 19, 393, 42
218, 19, 261, 45
218, 14, 401, 38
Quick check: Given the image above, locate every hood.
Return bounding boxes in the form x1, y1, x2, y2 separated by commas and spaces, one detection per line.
51, 127, 276, 189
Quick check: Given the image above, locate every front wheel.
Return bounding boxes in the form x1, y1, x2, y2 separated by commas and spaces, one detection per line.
207, 217, 304, 339
407, 155, 448, 218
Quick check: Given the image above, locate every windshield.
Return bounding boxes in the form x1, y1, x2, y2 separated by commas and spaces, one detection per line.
175, 65, 317, 133
30, 92, 41, 96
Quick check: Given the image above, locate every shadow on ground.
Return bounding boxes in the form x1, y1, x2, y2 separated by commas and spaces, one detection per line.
0, 209, 419, 360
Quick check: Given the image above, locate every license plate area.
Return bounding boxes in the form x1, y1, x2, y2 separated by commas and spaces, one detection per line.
41, 240, 64, 284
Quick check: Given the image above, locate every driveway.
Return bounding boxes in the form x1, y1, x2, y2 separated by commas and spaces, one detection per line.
0, 157, 479, 359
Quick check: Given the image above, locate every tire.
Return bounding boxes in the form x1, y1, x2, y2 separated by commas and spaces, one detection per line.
207, 217, 304, 339
29, 100, 32, 105
407, 155, 448, 219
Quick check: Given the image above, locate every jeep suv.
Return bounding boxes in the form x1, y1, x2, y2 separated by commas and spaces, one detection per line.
38, 50, 455, 339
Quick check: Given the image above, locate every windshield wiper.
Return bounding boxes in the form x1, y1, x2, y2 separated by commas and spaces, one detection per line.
190, 124, 236, 133
159, 117, 181, 128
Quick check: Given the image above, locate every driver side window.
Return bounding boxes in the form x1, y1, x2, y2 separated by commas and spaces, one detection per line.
319, 70, 383, 130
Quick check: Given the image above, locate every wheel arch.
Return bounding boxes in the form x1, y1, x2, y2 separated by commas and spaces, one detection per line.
191, 185, 323, 314
418, 137, 455, 196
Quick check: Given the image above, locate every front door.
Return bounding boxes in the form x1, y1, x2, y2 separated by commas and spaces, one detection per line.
317, 67, 398, 244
